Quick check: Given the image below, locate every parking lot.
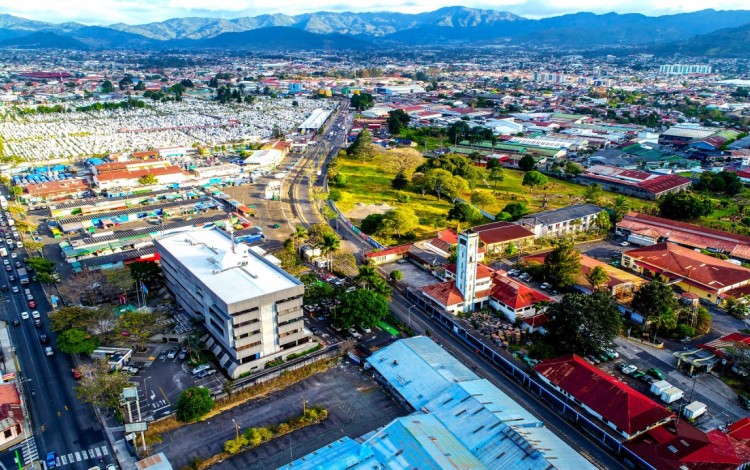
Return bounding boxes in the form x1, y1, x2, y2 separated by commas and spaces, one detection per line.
128, 343, 225, 421
153, 362, 408, 470
379, 261, 439, 290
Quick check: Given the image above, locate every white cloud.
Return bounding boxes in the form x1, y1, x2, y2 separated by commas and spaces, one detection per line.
0, 0, 749, 24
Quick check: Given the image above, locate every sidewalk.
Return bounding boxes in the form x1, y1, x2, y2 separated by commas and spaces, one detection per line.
0, 322, 33, 453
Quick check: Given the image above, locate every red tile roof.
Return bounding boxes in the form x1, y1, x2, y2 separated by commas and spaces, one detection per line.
444, 263, 494, 280
25, 178, 88, 197
365, 244, 411, 259
422, 281, 464, 307
534, 355, 674, 436
728, 417, 750, 442
0, 384, 23, 426
490, 273, 551, 309
472, 221, 535, 246
618, 212, 750, 256
625, 242, 750, 293
625, 420, 750, 470
699, 332, 750, 362
436, 229, 458, 245
637, 174, 692, 194
95, 165, 184, 183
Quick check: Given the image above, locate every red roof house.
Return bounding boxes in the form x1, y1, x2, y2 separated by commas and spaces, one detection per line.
625, 419, 750, 470
534, 355, 674, 439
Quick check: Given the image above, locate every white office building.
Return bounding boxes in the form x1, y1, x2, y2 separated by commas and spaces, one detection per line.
659, 64, 712, 75
154, 229, 312, 378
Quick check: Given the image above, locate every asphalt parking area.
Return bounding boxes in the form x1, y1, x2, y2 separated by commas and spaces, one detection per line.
128, 345, 225, 421
153, 361, 408, 470
379, 261, 439, 290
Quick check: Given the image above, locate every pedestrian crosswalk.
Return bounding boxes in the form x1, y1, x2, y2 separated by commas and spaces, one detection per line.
20, 436, 38, 465
55, 445, 109, 467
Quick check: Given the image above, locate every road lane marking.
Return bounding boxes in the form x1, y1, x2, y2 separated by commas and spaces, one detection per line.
75, 452, 81, 461
95, 448, 101, 457
101, 447, 109, 455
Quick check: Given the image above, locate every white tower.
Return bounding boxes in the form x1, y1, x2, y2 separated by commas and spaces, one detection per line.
456, 231, 479, 313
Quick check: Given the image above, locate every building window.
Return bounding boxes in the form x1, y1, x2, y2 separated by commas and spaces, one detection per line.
3, 429, 11, 438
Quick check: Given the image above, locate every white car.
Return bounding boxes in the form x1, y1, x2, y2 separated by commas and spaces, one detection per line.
620, 241, 630, 246
10, 253, 16, 259
540, 282, 551, 290
31, 311, 40, 319
16, 241, 23, 249
21, 311, 29, 320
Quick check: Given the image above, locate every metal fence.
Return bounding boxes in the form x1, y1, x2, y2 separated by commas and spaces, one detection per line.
404, 289, 657, 470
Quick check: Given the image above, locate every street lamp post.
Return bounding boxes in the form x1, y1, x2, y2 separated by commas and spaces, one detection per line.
407, 305, 419, 330
232, 418, 239, 440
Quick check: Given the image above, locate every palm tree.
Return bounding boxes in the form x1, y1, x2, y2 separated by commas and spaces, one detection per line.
319, 232, 340, 272
355, 265, 377, 288
293, 225, 308, 251
612, 195, 630, 222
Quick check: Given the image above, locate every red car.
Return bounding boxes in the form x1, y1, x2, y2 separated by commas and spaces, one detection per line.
27, 300, 36, 308
71, 368, 82, 379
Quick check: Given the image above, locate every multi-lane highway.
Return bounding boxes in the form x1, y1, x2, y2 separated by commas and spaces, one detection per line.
0, 211, 113, 469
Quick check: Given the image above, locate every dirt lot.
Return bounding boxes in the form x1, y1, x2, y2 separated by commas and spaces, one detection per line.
153, 361, 407, 470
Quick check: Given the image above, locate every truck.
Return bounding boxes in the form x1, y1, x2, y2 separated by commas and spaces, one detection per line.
660, 386, 684, 404
650, 380, 672, 396
17, 268, 29, 285
682, 401, 707, 420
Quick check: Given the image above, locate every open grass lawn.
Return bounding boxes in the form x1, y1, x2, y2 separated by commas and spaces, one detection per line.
335, 155, 655, 243
335, 156, 453, 240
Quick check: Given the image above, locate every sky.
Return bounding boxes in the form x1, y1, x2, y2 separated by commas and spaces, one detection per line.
2, 0, 749, 25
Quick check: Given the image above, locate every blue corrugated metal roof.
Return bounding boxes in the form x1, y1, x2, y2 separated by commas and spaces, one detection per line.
366, 336, 478, 409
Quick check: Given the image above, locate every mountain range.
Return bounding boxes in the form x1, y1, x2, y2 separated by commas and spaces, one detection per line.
0, 7, 748, 55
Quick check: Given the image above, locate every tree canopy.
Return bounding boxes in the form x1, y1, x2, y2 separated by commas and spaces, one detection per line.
631, 278, 679, 340
658, 191, 713, 220
518, 155, 536, 171
415, 169, 469, 201
335, 289, 389, 329
75, 359, 131, 409
176, 387, 214, 422
544, 290, 622, 356
447, 202, 484, 225
500, 202, 527, 221
522, 170, 548, 190
543, 239, 582, 288
350, 92, 374, 111
57, 328, 99, 355
346, 129, 376, 162
387, 109, 411, 134
380, 207, 418, 239
470, 191, 494, 210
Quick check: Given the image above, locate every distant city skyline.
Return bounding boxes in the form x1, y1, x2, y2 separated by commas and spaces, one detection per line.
1, 0, 749, 26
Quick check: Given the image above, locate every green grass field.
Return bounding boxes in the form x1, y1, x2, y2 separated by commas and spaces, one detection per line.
335, 155, 655, 243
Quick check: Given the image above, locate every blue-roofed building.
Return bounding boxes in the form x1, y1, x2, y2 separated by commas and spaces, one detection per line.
280, 337, 596, 470
365, 335, 478, 409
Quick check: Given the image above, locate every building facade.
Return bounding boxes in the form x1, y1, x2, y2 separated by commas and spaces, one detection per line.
519, 203, 604, 238
155, 229, 312, 378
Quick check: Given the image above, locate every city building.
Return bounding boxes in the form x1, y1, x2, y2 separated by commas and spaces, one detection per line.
283, 337, 596, 470
658, 125, 719, 147
92, 160, 187, 190
519, 203, 604, 238
297, 108, 332, 132
577, 165, 692, 200
659, 64, 712, 75
534, 355, 674, 440
624, 419, 750, 470
621, 242, 750, 305
616, 212, 750, 262
0, 384, 24, 450
242, 149, 283, 168
21, 178, 89, 203
154, 229, 313, 378
472, 221, 535, 254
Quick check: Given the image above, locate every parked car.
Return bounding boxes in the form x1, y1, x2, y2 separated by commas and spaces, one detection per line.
348, 328, 362, 340
192, 364, 211, 376
196, 368, 216, 378
647, 368, 666, 380
11, 286, 18, 294
39, 334, 49, 344
178, 351, 187, 361
631, 370, 646, 379
167, 348, 177, 359
540, 282, 551, 290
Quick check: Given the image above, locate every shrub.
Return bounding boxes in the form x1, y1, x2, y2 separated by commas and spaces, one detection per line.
328, 188, 342, 201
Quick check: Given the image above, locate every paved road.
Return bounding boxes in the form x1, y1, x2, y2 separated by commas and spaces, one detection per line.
0, 223, 112, 469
